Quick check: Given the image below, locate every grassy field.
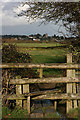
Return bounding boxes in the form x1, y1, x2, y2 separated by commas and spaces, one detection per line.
3, 42, 67, 77
16, 43, 67, 77
9, 42, 66, 63
3, 42, 64, 47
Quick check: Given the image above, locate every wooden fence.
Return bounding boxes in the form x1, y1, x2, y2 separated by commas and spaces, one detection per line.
1, 53, 80, 114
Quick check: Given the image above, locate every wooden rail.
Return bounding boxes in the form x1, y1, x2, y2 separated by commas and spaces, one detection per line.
9, 77, 79, 84
2, 53, 80, 115
1, 63, 80, 69
4, 93, 80, 100
32, 93, 80, 100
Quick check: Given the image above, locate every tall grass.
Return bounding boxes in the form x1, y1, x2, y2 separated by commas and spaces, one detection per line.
67, 108, 80, 119
2, 106, 28, 118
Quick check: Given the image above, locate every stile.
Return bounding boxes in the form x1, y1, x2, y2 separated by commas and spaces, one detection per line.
2, 53, 80, 114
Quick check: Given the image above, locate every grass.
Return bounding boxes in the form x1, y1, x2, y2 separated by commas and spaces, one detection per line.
2, 43, 67, 77
26, 49, 66, 77
67, 108, 80, 119
3, 42, 63, 47
2, 106, 28, 118
17, 48, 66, 64
30, 52, 66, 77
2, 42, 67, 64
31, 53, 66, 63
45, 112, 61, 118
43, 68, 65, 77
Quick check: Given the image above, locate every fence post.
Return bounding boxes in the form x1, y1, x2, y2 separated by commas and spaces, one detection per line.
54, 101, 57, 110
5, 70, 8, 95
16, 76, 22, 107
5, 70, 9, 105
72, 70, 77, 108
66, 53, 73, 113
78, 85, 80, 107
23, 84, 30, 115
37, 68, 43, 78
78, 72, 80, 107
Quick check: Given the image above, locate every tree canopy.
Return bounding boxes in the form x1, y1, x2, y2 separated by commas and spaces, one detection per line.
19, 2, 80, 38
19, 2, 80, 60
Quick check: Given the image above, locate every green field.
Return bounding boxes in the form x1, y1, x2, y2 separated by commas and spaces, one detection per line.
27, 49, 66, 63
3, 42, 64, 47
15, 43, 67, 77
16, 43, 67, 77
3, 42, 67, 77
3, 42, 67, 63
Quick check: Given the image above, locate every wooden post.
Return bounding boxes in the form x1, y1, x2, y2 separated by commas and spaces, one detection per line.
27, 91, 30, 115
16, 76, 22, 107
37, 68, 43, 78
77, 83, 79, 93
72, 70, 77, 108
5, 70, 8, 94
75, 70, 80, 107
66, 53, 73, 113
23, 84, 30, 114
5, 70, 9, 105
78, 82, 80, 107
54, 101, 57, 110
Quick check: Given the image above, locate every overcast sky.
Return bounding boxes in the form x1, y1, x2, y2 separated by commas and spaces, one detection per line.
0, 0, 73, 36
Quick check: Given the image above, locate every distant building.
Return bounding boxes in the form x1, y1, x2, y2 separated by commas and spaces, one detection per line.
33, 38, 40, 41
15, 38, 18, 40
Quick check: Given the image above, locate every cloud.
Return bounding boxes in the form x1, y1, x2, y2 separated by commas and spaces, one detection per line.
1, 2, 41, 26
1, 2, 29, 26
1, 1, 70, 36
13, 3, 29, 14
0, 0, 26, 2
2, 13, 28, 26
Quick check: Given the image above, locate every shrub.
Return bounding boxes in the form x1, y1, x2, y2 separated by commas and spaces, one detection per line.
2, 44, 38, 106
2, 44, 38, 78
2, 44, 31, 63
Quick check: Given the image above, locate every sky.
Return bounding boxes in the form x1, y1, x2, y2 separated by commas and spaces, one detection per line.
0, 0, 75, 36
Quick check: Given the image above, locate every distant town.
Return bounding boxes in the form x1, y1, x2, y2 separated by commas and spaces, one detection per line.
0, 33, 78, 43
